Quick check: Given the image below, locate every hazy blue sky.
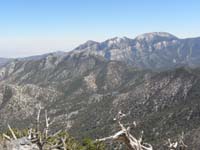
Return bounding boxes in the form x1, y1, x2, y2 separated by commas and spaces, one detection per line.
0, 0, 200, 57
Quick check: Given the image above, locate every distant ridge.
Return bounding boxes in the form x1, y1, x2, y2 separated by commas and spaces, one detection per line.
1, 32, 200, 70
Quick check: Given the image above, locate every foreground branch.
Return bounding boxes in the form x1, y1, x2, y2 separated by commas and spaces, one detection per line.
3, 107, 67, 150
97, 111, 153, 150
167, 132, 187, 150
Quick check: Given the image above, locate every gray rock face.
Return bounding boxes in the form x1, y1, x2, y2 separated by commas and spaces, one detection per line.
0, 138, 39, 150
74, 32, 200, 69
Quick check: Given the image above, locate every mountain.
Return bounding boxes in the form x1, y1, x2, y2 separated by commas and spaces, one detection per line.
74, 32, 200, 70
18, 51, 68, 61
0, 58, 12, 67
1, 32, 200, 148
1, 32, 200, 70
0, 51, 67, 66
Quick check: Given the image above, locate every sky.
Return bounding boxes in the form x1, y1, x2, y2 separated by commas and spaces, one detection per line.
0, 0, 200, 58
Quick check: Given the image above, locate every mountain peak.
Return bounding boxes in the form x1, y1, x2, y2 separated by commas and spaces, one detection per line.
135, 32, 178, 42
107, 37, 123, 42
74, 40, 99, 51
85, 40, 99, 45
106, 36, 130, 42
103, 36, 132, 48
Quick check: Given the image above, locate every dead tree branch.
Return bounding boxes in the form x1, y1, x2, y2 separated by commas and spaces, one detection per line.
7, 124, 17, 140
167, 132, 187, 150
97, 111, 153, 150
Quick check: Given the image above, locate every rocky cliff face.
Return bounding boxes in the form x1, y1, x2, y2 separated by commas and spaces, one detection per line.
1, 33, 200, 148
75, 32, 200, 70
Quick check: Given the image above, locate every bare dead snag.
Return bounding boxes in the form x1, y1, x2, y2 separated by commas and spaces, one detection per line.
61, 135, 67, 150
3, 106, 61, 150
7, 124, 17, 140
44, 110, 54, 140
30, 107, 56, 150
2, 124, 17, 141
167, 139, 178, 150
36, 104, 42, 134
2, 106, 71, 150
2, 133, 11, 141
96, 111, 153, 150
167, 132, 187, 150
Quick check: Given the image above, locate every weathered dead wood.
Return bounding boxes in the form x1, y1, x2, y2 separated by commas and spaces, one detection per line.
97, 111, 153, 150
167, 132, 187, 150
2, 106, 65, 150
